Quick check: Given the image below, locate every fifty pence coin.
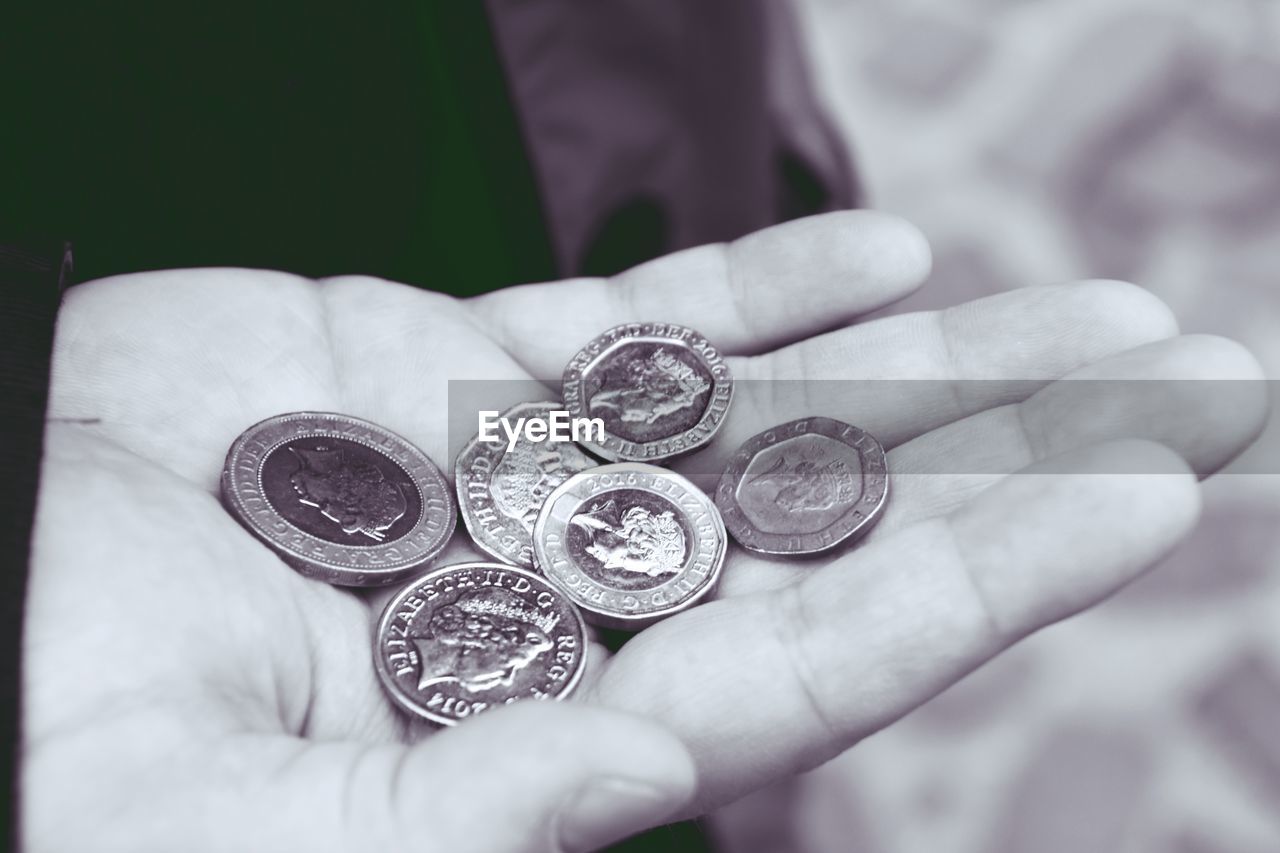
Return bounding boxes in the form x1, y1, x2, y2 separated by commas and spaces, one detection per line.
221, 412, 455, 586
374, 562, 588, 726
533, 463, 727, 630
562, 322, 733, 463
455, 401, 597, 570
715, 416, 888, 555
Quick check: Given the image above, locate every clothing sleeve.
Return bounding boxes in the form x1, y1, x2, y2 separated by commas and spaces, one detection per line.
0, 236, 70, 851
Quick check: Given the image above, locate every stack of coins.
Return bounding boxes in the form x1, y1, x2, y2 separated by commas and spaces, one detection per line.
219, 321, 889, 726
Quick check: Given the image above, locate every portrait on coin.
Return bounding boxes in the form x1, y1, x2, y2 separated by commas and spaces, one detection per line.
256, 435, 423, 547
568, 496, 690, 582
587, 345, 713, 439
288, 445, 409, 541
490, 440, 588, 534
413, 588, 558, 693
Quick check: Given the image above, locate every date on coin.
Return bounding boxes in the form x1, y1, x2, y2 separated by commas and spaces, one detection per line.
455, 401, 597, 570
534, 463, 727, 630
715, 416, 888, 555
562, 322, 733, 463
374, 563, 588, 726
221, 412, 455, 586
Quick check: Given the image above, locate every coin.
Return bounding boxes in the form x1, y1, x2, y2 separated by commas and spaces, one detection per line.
221, 412, 455, 586
715, 416, 888, 555
374, 562, 588, 726
562, 322, 733, 463
455, 401, 597, 570
533, 463, 727, 630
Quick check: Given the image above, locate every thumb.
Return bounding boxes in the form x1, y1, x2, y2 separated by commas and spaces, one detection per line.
243, 701, 698, 853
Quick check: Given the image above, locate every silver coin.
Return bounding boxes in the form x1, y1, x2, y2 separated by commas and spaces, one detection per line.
715, 416, 888, 555
455, 401, 597, 569
221, 412, 455, 586
562, 322, 733, 463
533, 463, 727, 630
374, 562, 588, 726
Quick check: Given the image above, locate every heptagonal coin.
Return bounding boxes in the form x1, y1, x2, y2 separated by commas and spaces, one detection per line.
561, 322, 733, 463
715, 416, 888, 555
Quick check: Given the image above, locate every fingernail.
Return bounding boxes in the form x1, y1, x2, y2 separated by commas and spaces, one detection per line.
555, 777, 684, 853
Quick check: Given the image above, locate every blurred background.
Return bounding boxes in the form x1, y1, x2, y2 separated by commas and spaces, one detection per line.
712, 2, 1280, 851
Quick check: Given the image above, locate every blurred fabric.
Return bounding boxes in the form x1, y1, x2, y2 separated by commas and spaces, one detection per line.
712, 2, 1280, 851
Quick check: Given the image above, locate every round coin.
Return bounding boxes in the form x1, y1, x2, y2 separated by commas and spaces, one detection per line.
455, 401, 597, 570
715, 416, 888, 555
562, 322, 733, 463
533, 463, 727, 630
374, 562, 588, 726
221, 412, 455, 586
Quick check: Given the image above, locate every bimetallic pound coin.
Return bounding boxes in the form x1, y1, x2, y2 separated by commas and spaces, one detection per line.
455, 401, 597, 570
374, 563, 588, 726
533, 463, 727, 630
221, 412, 455, 586
562, 322, 733, 463
715, 416, 888, 555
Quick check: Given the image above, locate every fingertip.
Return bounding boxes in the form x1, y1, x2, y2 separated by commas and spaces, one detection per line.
379, 702, 697, 853
1061, 334, 1270, 476
952, 439, 1201, 637
439, 700, 697, 797
499, 703, 698, 850
732, 209, 934, 320
1174, 333, 1267, 381
1166, 335, 1270, 465
1026, 437, 1200, 529
1066, 438, 1204, 579
1043, 435, 1193, 471
1072, 279, 1181, 341
835, 209, 933, 297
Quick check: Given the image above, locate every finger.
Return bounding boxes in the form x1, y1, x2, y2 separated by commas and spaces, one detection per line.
592, 439, 1199, 811
701, 280, 1179, 470
875, 334, 1267, 538
719, 333, 1265, 598
468, 210, 932, 376
120, 703, 694, 853
296, 702, 692, 853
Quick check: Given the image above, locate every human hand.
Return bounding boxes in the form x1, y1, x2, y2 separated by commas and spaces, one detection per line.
26, 211, 1267, 851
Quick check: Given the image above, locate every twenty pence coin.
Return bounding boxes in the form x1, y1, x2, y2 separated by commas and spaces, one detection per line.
561, 322, 733, 462
715, 416, 888, 555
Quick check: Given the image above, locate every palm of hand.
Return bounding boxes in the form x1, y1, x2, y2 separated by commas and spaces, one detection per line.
25, 213, 1265, 852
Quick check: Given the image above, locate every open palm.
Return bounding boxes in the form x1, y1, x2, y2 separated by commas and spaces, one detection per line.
25, 212, 1266, 853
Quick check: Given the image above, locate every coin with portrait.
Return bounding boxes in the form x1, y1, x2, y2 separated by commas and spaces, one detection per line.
374, 563, 588, 726
534, 463, 727, 630
561, 323, 733, 463
455, 401, 597, 569
715, 416, 888, 555
221, 412, 455, 586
